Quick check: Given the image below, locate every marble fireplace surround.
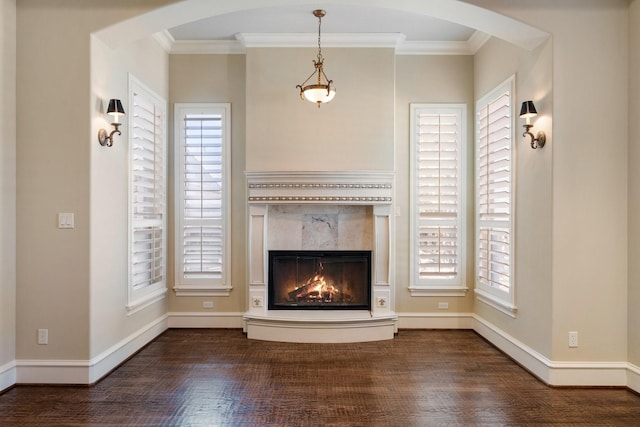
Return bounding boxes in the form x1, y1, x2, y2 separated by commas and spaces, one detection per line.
243, 171, 398, 343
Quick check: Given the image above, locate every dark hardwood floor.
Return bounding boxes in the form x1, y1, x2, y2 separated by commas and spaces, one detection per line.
1, 329, 639, 426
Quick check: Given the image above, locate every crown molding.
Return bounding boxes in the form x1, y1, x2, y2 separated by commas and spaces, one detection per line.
164, 31, 490, 55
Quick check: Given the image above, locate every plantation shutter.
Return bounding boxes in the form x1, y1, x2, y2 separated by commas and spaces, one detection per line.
182, 113, 223, 278
410, 104, 466, 293
476, 81, 513, 298
174, 104, 231, 295
129, 79, 167, 304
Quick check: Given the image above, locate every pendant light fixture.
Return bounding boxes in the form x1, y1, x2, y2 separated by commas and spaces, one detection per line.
296, 9, 335, 108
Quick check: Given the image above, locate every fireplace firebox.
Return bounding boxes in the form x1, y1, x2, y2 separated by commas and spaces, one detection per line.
268, 250, 372, 310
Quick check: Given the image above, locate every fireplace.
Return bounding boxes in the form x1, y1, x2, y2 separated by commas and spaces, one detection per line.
243, 171, 397, 343
268, 250, 372, 310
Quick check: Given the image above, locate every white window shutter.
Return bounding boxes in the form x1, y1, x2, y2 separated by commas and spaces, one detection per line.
475, 76, 516, 314
128, 76, 167, 310
410, 104, 467, 296
174, 104, 231, 296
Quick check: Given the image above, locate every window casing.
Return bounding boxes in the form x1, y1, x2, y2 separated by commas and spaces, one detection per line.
174, 103, 231, 296
128, 76, 167, 311
409, 104, 467, 296
475, 76, 517, 316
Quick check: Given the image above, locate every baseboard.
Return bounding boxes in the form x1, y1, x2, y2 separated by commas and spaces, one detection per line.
473, 314, 629, 387
168, 311, 244, 328
0, 360, 16, 393
628, 362, 640, 394
397, 312, 474, 329
16, 315, 168, 385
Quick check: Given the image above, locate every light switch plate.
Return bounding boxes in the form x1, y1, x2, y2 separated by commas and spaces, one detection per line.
58, 212, 75, 229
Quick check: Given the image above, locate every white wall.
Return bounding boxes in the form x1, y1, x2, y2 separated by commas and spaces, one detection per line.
0, 0, 16, 391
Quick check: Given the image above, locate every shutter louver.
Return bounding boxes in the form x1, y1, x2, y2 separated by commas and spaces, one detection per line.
414, 111, 460, 280
476, 87, 513, 295
130, 88, 165, 293
181, 113, 224, 279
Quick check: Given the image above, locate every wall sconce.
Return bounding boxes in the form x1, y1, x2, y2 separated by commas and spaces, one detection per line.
98, 99, 125, 147
519, 101, 546, 149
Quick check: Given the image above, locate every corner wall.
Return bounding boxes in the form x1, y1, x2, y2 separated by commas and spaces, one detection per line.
628, 0, 640, 384
0, 0, 16, 392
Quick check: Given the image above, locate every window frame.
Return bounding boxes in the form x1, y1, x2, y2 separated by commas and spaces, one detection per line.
127, 75, 168, 312
173, 103, 232, 297
409, 103, 468, 297
474, 75, 517, 316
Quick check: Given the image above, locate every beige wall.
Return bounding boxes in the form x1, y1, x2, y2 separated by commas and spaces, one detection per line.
168, 54, 247, 313
16, 0, 174, 362
6, 0, 639, 388
470, 0, 629, 362
394, 55, 475, 314
90, 34, 169, 359
473, 36, 554, 358
0, 0, 16, 380
245, 48, 395, 172
628, 0, 640, 368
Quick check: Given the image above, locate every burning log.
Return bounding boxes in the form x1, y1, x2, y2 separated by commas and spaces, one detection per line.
287, 274, 326, 301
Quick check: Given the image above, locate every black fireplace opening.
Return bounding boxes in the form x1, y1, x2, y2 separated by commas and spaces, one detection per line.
268, 250, 372, 310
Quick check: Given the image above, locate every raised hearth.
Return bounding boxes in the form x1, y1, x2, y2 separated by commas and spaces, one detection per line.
243, 171, 397, 343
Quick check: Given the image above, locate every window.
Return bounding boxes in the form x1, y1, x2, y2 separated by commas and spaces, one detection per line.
409, 104, 467, 296
128, 76, 167, 311
475, 76, 517, 316
174, 104, 231, 296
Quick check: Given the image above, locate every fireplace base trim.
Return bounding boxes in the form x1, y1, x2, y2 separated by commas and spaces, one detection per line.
243, 311, 397, 343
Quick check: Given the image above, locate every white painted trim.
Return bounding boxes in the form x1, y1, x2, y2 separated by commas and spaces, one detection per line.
16, 316, 168, 385
628, 363, 640, 394
237, 33, 405, 48
167, 32, 488, 55
152, 30, 174, 52
397, 312, 474, 329
473, 315, 630, 387
408, 287, 469, 297
170, 39, 245, 55
93, 0, 549, 52
0, 360, 17, 392
168, 312, 245, 328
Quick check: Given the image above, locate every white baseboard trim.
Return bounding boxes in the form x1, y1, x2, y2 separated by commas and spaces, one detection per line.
473, 314, 629, 387
0, 360, 17, 392
168, 312, 244, 328
627, 362, 640, 394
16, 315, 168, 385
397, 312, 474, 329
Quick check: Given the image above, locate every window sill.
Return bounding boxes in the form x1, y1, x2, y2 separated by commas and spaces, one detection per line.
409, 286, 468, 297
173, 286, 232, 297
474, 288, 517, 318
126, 288, 167, 315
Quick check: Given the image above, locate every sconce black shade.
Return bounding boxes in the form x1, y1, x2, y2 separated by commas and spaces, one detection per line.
107, 99, 125, 116
519, 100, 537, 118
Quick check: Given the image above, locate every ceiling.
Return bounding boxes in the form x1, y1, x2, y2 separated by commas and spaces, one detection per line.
166, 4, 478, 51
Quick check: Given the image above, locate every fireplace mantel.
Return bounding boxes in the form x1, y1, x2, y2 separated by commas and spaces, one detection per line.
243, 171, 397, 343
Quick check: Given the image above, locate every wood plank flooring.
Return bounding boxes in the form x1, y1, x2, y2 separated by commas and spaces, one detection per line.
1, 329, 639, 426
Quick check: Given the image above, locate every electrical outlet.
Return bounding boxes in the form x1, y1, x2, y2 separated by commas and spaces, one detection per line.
568, 331, 578, 348
438, 302, 449, 310
38, 329, 48, 345
203, 301, 214, 309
